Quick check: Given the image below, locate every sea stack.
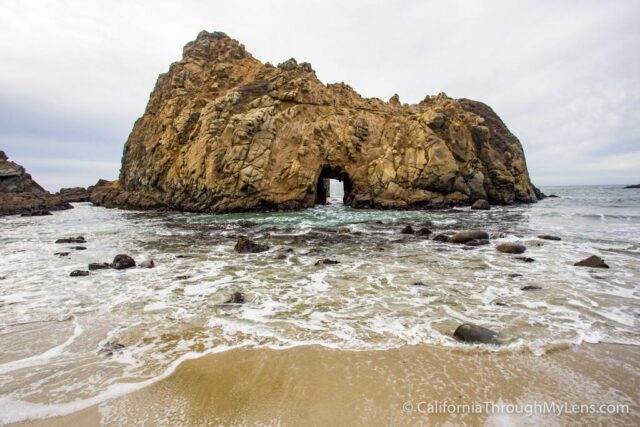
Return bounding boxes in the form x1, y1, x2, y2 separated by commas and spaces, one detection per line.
0, 151, 72, 216
91, 31, 542, 213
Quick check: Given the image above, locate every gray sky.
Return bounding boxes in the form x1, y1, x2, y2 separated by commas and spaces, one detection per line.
1, 0, 639, 191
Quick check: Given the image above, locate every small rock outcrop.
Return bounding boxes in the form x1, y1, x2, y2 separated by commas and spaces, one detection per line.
574, 255, 609, 269
496, 242, 527, 254
0, 151, 72, 216
56, 187, 91, 203
90, 31, 541, 213
624, 184, 640, 189
234, 237, 269, 253
112, 254, 136, 270
450, 230, 489, 244
453, 323, 505, 344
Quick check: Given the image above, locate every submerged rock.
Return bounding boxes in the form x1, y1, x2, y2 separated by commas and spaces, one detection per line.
515, 256, 535, 263
273, 247, 294, 259
416, 227, 432, 236
450, 230, 489, 244
70, 270, 90, 277
234, 237, 269, 253
464, 238, 490, 246
89, 31, 541, 213
88, 262, 110, 270
54, 252, 70, 257
21, 209, 52, 217
315, 259, 340, 266
139, 260, 155, 269
521, 285, 542, 291
496, 242, 527, 254
453, 323, 505, 344
56, 236, 86, 244
98, 342, 125, 356
471, 199, 490, 210
112, 254, 136, 270
71, 246, 87, 251
537, 235, 561, 241
433, 233, 451, 242
226, 291, 245, 304
400, 225, 414, 235
574, 255, 609, 269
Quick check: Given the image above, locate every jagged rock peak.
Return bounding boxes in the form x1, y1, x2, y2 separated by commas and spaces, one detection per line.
92, 31, 542, 214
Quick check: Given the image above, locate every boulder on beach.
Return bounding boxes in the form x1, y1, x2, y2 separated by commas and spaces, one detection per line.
112, 254, 136, 270
471, 199, 490, 210
234, 237, 269, 253
496, 242, 527, 254
453, 323, 505, 344
450, 230, 489, 244
574, 255, 609, 269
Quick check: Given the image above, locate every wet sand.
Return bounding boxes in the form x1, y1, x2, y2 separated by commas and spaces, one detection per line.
16, 343, 639, 426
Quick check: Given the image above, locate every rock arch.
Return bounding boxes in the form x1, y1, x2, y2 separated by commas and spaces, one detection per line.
91, 31, 542, 213
314, 165, 353, 206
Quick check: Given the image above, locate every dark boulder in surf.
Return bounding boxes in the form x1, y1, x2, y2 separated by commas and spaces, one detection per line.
450, 230, 489, 244
471, 199, 490, 210
453, 323, 505, 344
112, 254, 136, 269
234, 237, 269, 253
496, 242, 526, 254
574, 255, 609, 269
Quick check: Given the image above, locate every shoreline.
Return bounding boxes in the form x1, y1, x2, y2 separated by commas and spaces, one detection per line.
12, 342, 639, 426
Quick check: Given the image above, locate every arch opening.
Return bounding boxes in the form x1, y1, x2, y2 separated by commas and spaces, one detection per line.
314, 165, 352, 206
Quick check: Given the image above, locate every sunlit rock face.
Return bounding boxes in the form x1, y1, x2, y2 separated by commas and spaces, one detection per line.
93, 31, 541, 213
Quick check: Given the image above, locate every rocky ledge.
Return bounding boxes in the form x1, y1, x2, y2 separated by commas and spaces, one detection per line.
92, 30, 542, 213
0, 151, 72, 216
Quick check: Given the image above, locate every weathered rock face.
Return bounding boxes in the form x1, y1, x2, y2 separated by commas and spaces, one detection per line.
96, 31, 541, 213
57, 187, 91, 203
0, 151, 72, 216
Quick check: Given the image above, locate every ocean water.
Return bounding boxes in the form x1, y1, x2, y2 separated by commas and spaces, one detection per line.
0, 185, 638, 423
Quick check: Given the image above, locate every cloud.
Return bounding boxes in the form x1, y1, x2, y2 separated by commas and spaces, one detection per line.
0, 0, 639, 190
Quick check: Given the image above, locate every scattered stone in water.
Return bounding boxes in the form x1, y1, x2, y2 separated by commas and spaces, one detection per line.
507, 273, 523, 278
400, 225, 414, 234
521, 285, 542, 291
453, 323, 505, 344
315, 259, 340, 266
139, 260, 155, 269
538, 235, 561, 241
71, 246, 87, 251
112, 254, 136, 270
433, 233, 451, 242
236, 220, 257, 228
226, 291, 245, 304
471, 199, 490, 210
54, 252, 70, 257
464, 238, 490, 246
416, 227, 432, 236
450, 230, 489, 244
56, 236, 86, 244
496, 242, 526, 254
88, 262, 110, 270
70, 270, 90, 277
234, 237, 269, 253
494, 301, 508, 306
574, 255, 609, 269
21, 209, 52, 217
336, 227, 350, 233
412, 281, 428, 287
515, 256, 535, 263
547, 194, 560, 198
273, 247, 294, 259
175, 275, 190, 280
98, 342, 125, 356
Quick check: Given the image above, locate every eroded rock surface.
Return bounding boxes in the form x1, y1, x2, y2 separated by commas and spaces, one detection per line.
0, 151, 72, 216
92, 31, 541, 213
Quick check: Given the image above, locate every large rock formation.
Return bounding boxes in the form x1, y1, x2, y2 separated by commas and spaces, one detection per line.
93, 31, 541, 213
0, 151, 72, 216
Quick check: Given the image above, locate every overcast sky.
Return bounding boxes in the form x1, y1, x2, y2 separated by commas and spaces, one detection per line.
1, 0, 639, 191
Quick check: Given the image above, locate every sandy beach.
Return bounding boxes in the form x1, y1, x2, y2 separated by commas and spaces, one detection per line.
15, 342, 638, 426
